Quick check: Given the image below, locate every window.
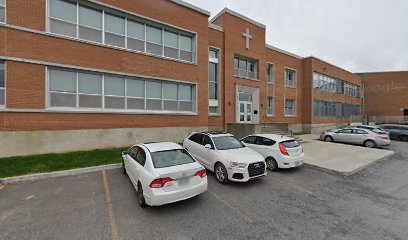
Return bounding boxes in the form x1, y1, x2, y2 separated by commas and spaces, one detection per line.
338, 129, 352, 134
48, 0, 196, 63
285, 69, 297, 87
0, 0, 5, 23
0, 61, 4, 106
241, 136, 256, 144
255, 137, 276, 146
128, 146, 139, 159
285, 99, 296, 116
135, 148, 146, 166
48, 67, 196, 113
209, 49, 220, 114
189, 133, 203, 145
267, 97, 274, 116
151, 149, 195, 169
202, 135, 214, 149
314, 100, 360, 118
234, 56, 258, 80
267, 64, 275, 84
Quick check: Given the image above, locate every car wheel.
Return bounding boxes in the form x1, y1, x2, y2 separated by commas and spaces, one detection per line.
324, 136, 334, 142
122, 159, 127, 175
137, 183, 148, 208
215, 163, 229, 184
364, 140, 376, 148
266, 157, 279, 171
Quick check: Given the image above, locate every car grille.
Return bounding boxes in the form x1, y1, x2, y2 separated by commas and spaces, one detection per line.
248, 162, 265, 177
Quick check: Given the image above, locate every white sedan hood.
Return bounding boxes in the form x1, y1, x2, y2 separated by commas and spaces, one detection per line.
217, 147, 264, 164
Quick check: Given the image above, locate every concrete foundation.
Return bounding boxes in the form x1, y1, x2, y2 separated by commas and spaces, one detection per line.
226, 123, 261, 139
0, 126, 208, 158
303, 123, 351, 134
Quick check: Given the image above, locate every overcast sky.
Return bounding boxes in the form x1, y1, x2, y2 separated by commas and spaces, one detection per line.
184, 0, 408, 73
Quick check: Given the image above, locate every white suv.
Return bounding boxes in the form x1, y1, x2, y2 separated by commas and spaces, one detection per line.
183, 132, 266, 184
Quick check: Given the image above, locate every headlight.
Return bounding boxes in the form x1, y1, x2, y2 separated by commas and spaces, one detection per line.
230, 161, 247, 168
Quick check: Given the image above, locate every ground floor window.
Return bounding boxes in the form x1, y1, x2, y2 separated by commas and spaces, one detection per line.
314, 100, 360, 118
0, 61, 5, 106
285, 99, 296, 116
48, 67, 196, 113
267, 97, 274, 116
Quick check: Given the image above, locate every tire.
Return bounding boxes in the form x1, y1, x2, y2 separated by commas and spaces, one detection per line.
324, 136, 334, 142
265, 157, 279, 171
215, 163, 229, 184
364, 140, 376, 148
122, 158, 127, 175
137, 183, 148, 208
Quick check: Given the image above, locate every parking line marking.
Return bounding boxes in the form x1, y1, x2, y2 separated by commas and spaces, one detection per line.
208, 190, 254, 224
102, 170, 119, 240
0, 184, 5, 191
268, 175, 317, 197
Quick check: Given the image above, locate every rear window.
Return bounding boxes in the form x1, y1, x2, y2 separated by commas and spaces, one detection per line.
151, 149, 195, 169
280, 140, 300, 148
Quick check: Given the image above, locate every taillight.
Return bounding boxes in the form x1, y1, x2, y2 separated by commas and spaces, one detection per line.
379, 136, 389, 140
195, 170, 207, 178
279, 144, 289, 156
149, 178, 172, 188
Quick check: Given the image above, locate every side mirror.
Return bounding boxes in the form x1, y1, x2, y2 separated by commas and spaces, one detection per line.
122, 151, 128, 155
204, 144, 212, 149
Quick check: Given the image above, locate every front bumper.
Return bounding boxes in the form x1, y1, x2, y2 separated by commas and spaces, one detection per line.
144, 179, 207, 206
227, 166, 267, 182
277, 154, 304, 169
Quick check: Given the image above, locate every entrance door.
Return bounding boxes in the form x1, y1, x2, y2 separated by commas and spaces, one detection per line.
238, 92, 253, 123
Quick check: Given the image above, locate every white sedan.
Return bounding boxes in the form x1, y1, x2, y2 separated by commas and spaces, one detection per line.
121, 142, 207, 207
183, 132, 266, 184
241, 134, 304, 171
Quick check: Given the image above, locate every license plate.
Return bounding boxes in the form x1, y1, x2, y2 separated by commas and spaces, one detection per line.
295, 161, 301, 166
178, 177, 190, 186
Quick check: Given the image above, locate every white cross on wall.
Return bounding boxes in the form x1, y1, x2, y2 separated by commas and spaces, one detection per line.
242, 28, 253, 49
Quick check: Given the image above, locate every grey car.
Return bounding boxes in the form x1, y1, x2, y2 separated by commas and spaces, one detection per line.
379, 124, 408, 141
320, 128, 391, 148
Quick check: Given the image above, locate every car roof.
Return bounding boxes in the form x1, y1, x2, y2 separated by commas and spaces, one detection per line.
141, 142, 183, 153
251, 134, 294, 142
195, 131, 234, 137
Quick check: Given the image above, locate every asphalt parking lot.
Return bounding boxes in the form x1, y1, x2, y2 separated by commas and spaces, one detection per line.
1, 142, 408, 240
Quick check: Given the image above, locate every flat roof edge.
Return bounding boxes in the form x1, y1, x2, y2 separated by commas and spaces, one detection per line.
266, 44, 303, 59
169, 0, 211, 16
208, 23, 224, 32
210, 8, 266, 29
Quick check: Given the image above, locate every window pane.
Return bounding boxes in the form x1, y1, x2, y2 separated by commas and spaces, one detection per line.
105, 32, 125, 47
209, 82, 217, 100
209, 50, 217, 59
180, 101, 193, 111
180, 50, 193, 62
239, 59, 247, 70
50, 18, 77, 37
79, 94, 102, 108
0, 6, 5, 23
127, 79, 144, 98
0, 89, 4, 105
146, 25, 162, 44
146, 99, 161, 110
234, 58, 239, 69
79, 25, 102, 43
79, 5, 102, 29
0, 62, 4, 88
128, 20, 145, 40
50, 0, 77, 23
164, 100, 178, 111
78, 73, 102, 94
127, 98, 144, 109
105, 13, 125, 35
104, 76, 125, 96
164, 30, 178, 48
49, 69, 77, 92
105, 96, 125, 109
179, 85, 192, 101
164, 47, 179, 59
0, 0, 4, 5
163, 83, 178, 100
180, 35, 192, 51
50, 92, 76, 107
127, 38, 144, 52
209, 63, 217, 83
146, 81, 162, 99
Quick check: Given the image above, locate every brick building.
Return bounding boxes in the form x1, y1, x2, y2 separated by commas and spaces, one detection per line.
0, 0, 364, 157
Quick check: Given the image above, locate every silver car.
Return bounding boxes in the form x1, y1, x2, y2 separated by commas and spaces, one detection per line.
320, 128, 391, 148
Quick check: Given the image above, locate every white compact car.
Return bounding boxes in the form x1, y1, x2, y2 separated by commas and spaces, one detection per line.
183, 132, 266, 184
241, 134, 304, 171
121, 142, 207, 208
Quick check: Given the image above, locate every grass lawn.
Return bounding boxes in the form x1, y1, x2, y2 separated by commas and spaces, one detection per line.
0, 147, 127, 178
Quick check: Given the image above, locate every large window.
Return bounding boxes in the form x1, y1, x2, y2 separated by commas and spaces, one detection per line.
0, 0, 5, 23
314, 100, 360, 118
48, 0, 196, 63
234, 56, 257, 80
344, 82, 360, 98
267, 63, 275, 84
285, 99, 296, 116
209, 49, 220, 114
48, 68, 196, 113
267, 97, 274, 116
0, 61, 4, 106
313, 72, 360, 97
285, 68, 297, 88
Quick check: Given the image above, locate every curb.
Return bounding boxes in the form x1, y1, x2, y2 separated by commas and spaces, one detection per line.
303, 151, 395, 177
0, 163, 121, 185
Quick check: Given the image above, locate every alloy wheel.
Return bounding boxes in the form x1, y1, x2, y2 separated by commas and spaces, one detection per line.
216, 165, 225, 182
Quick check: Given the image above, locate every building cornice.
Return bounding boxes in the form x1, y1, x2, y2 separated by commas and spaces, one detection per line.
169, 0, 211, 16
210, 8, 266, 29
208, 23, 224, 32
266, 44, 303, 60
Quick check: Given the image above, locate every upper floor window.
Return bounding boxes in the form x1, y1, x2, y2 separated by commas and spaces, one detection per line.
285, 68, 297, 88
48, 0, 196, 63
267, 97, 274, 116
267, 63, 275, 84
48, 67, 196, 113
234, 56, 258, 80
0, 61, 4, 106
313, 72, 344, 94
344, 82, 360, 98
285, 99, 296, 116
0, 0, 5, 23
209, 49, 220, 115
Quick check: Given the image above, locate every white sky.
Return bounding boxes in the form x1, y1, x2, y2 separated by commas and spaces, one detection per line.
184, 0, 408, 73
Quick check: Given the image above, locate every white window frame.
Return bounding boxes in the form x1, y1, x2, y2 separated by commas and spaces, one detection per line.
284, 99, 296, 117
233, 56, 258, 80
46, 66, 197, 115
266, 97, 274, 116
267, 63, 275, 84
0, 0, 6, 24
284, 68, 297, 88
45, 0, 197, 64
209, 47, 221, 116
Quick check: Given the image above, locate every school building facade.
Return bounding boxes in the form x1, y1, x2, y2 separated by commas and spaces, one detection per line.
0, 0, 365, 157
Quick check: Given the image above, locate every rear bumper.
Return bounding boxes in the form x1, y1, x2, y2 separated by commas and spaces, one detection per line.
144, 179, 207, 206
277, 154, 304, 168
376, 139, 391, 146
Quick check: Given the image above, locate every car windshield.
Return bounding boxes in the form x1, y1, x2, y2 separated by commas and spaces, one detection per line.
280, 140, 300, 148
151, 149, 195, 168
213, 136, 245, 150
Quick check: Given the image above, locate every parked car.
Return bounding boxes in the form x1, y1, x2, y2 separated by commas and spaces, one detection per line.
379, 124, 408, 141
320, 128, 390, 148
354, 125, 389, 135
183, 132, 266, 184
240, 134, 304, 171
121, 142, 207, 208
